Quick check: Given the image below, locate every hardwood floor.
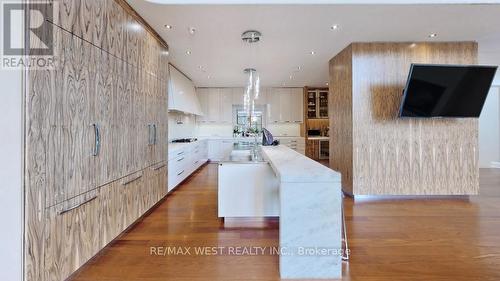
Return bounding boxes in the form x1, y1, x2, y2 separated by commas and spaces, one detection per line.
70, 164, 500, 281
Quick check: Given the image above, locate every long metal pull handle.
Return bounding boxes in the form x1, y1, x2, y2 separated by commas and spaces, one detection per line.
59, 196, 97, 215
122, 173, 143, 185
177, 170, 185, 176
177, 157, 185, 162
153, 163, 166, 171
92, 124, 100, 156
153, 124, 157, 145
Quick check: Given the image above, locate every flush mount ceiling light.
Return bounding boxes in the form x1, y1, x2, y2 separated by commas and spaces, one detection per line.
330, 24, 339, 30
241, 30, 262, 43
429, 33, 438, 38
297, 66, 302, 71
310, 51, 316, 55
188, 27, 196, 35
186, 50, 192, 55
165, 24, 172, 29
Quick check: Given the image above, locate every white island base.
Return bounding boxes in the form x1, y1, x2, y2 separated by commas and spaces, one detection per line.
218, 145, 343, 279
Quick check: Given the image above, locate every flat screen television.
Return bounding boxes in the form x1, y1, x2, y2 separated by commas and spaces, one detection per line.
399, 64, 497, 118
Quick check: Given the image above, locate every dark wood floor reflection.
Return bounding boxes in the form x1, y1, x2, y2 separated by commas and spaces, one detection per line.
70, 164, 500, 281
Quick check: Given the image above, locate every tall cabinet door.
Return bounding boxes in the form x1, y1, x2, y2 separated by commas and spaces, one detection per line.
291, 88, 304, 123
92, 46, 116, 186
279, 88, 292, 122
207, 88, 221, 122
196, 88, 209, 123
268, 88, 281, 123
220, 88, 233, 123
155, 77, 168, 163
145, 73, 157, 166
59, 31, 95, 203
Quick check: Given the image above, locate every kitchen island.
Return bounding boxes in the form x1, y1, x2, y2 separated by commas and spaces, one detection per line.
218, 145, 343, 279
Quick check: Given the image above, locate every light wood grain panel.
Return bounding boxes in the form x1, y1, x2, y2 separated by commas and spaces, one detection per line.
44, 189, 100, 281
25, 1, 170, 280
329, 42, 479, 195
329, 45, 353, 194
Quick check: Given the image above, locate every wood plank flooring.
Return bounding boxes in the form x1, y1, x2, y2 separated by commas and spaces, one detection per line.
70, 164, 500, 281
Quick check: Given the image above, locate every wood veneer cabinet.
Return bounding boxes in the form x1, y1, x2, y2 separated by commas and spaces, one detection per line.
329, 42, 479, 195
24, 1, 170, 281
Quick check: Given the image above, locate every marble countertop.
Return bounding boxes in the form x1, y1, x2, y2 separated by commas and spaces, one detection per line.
307, 136, 329, 140
261, 145, 341, 183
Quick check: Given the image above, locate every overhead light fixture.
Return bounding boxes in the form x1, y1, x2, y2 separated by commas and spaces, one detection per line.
186, 50, 192, 55
165, 24, 172, 29
310, 51, 316, 55
242, 30, 262, 43
429, 33, 437, 38
297, 66, 302, 71
330, 24, 339, 30
188, 27, 196, 35
289, 75, 293, 80
326, 82, 329, 86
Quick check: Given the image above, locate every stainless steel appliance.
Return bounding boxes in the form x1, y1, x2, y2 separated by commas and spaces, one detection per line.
319, 139, 329, 159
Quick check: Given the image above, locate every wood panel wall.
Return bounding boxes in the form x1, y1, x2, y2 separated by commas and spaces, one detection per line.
24, 1, 169, 281
329, 42, 479, 195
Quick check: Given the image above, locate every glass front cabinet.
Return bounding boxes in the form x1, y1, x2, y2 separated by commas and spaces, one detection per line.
307, 89, 329, 119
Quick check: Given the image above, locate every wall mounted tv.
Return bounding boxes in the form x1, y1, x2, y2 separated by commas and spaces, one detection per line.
399, 64, 497, 118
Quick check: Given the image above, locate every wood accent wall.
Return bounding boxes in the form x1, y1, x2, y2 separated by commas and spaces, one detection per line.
24, 1, 169, 281
329, 42, 479, 195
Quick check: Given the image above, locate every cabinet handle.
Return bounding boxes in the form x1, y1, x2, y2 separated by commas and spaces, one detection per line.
92, 123, 100, 156
153, 163, 166, 170
177, 157, 185, 162
177, 170, 185, 176
58, 196, 97, 215
177, 151, 185, 155
153, 124, 157, 145
122, 173, 143, 185
195, 160, 199, 164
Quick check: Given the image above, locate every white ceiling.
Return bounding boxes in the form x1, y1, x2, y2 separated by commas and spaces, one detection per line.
127, 1, 500, 87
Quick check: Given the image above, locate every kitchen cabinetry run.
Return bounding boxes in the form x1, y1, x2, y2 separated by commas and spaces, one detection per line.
267, 88, 303, 124
25, 1, 170, 281
197, 87, 302, 124
168, 140, 209, 191
276, 137, 306, 155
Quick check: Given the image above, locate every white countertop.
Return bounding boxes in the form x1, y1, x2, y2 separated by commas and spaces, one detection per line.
261, 145, 341, 183
307, 136, 329, 140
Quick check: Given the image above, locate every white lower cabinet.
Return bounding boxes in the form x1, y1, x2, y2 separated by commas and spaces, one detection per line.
277, 137, 306, 155
207, 139, 234, 161
168, 140, 208, 191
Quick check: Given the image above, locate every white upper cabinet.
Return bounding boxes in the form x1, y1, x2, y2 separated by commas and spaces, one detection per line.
207, 88, 221, 122
219, 88, 233, 123
168, 65, 202, 115
197, 87, 303, 124
268, 88, 282, 123
290, 88, 304, 123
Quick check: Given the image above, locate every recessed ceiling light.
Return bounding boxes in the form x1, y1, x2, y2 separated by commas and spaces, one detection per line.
326, 82, 329, 86
297, 66, 302, 71
165, 24, 172, 29
330, 24, 339, 30
429, 33, 437, 38
189, 27, 196, 35
289, 75, 293, 80
198, 65, 203, 69
310, 51, 316, 55
186, 50, 192, 55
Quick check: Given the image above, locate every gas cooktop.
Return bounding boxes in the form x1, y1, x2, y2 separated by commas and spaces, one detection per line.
171, 138, 198, 143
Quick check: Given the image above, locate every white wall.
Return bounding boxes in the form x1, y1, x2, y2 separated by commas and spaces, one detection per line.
0, 46, 24, 281
0, 3, 24, 280
479, 86, 500, 168
168, 111, 198, 140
